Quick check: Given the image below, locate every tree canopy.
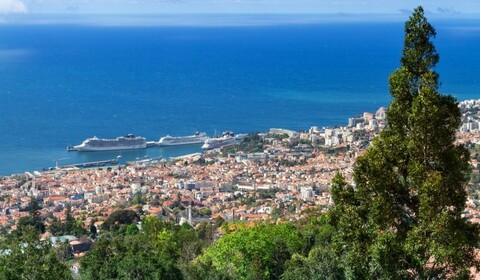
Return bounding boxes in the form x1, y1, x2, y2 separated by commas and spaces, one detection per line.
329, 6, 479, 279
49, 204, 87, 237
192, 223, 303, 280
101, 209, 140, 233
0, 227, 72, 280
15, 197, 45, 236
81, 216, 206, 280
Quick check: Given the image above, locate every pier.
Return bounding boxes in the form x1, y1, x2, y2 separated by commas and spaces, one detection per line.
43, 159, 119, 171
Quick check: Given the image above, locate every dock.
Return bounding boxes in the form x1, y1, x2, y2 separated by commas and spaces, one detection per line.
170, 153, 202, 161
43, 159, 119, 171
68, 159, 119, 168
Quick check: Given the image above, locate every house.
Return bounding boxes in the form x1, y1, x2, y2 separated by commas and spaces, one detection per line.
70, 235, 93, 254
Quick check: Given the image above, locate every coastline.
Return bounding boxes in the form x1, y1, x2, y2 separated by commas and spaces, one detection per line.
2, 98, 479, 178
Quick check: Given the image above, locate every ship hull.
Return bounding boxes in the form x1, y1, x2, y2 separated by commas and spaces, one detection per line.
201, 137, 236, 150
157, 133, 208, 147
71, 134, 147, 152
157, 139, 207, 146
73, 145, 147, 152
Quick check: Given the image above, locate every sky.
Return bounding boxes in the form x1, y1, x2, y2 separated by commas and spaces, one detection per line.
1, 0, 480, 15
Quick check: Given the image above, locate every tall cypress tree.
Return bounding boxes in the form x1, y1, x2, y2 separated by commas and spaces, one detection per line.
330, 6, 479, 279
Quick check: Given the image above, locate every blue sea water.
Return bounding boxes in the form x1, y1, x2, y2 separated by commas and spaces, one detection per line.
0, 15, 479, 175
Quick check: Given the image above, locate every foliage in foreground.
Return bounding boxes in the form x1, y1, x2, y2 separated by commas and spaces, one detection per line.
190, 223, 302, 280
0, 227, 72, 280
329, 6, 479, 279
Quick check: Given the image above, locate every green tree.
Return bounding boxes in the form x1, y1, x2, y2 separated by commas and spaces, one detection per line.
0, 226, 72, 280
89, 220, 98, 239
64, 203, 75, 233
131, 193, 146, 206
125, 223, 140, 236
196, 223, 303, 280
79, 235, 120, 279
330, 6, 479, 279
49, 204, 87, 237
80, 232, 182, 280
81, 216, 206, 280
15, 197, 45, 236
102, 209, 139, 233
281, 211, 343, 280
281, 247, 344, 280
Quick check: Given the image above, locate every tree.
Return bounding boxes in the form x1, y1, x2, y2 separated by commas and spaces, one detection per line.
79, 235, 120, 279
0, 226, 72, 280
49, 204, 87, 237
89, 220, 98, 239
125, 223, 140, 236
80, 232, 182, 280
101, 209, 139, 233
281, 210, 343, 280
329, 6, 479, 279
64, 203, 75, 233
196, 223, 303, 279
81, 217, 189, 280
281, 247, 344, 280
15, 197, 45, 236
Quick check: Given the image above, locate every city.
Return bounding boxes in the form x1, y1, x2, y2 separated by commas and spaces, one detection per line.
1, 99, 479, 244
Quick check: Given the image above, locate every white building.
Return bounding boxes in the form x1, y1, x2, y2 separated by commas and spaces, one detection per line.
300, 186, 314, 201
375, 107, 386, 120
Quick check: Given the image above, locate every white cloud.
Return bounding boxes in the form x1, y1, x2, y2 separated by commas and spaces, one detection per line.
0, 0, 28, 14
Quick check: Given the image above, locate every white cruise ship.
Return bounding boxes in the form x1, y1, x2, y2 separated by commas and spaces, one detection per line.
158, 132, 208, 146
69, 134, 147, 152
201, 131, 236, 150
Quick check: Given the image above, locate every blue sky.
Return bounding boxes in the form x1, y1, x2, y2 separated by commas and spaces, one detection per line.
1, 0, 480, 15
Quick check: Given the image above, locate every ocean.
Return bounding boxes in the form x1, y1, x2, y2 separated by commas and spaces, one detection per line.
0, 15, 479, 175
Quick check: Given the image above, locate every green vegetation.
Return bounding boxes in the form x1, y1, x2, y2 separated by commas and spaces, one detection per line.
80, 232, 182, 280
101, 209, 140, 233
81, 216, 208, 280
223, 133, 265, 154
49, 204, 87, 237
192, 223, 302, 280
0, 227, 72, 280
329, 6, 479, 279
2, 208, 337, 280
13, 197, 45, 236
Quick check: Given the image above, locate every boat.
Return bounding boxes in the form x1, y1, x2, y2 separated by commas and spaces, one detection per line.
158, 132, 208, 146
146, 141, 157, 147
69, 134, 147, 152
201, 131, 236, 150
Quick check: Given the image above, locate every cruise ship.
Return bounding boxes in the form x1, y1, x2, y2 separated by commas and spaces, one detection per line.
68, 134, 147, 152
201, 131, 236, 150
157, 132, 208, 146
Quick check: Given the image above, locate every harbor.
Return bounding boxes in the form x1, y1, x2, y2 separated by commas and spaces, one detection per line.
30, 144, 204, 176
35, 132, 248, 174
66, 131, 247, 153
43, 159, 119, 171
66, 132, 209, 152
